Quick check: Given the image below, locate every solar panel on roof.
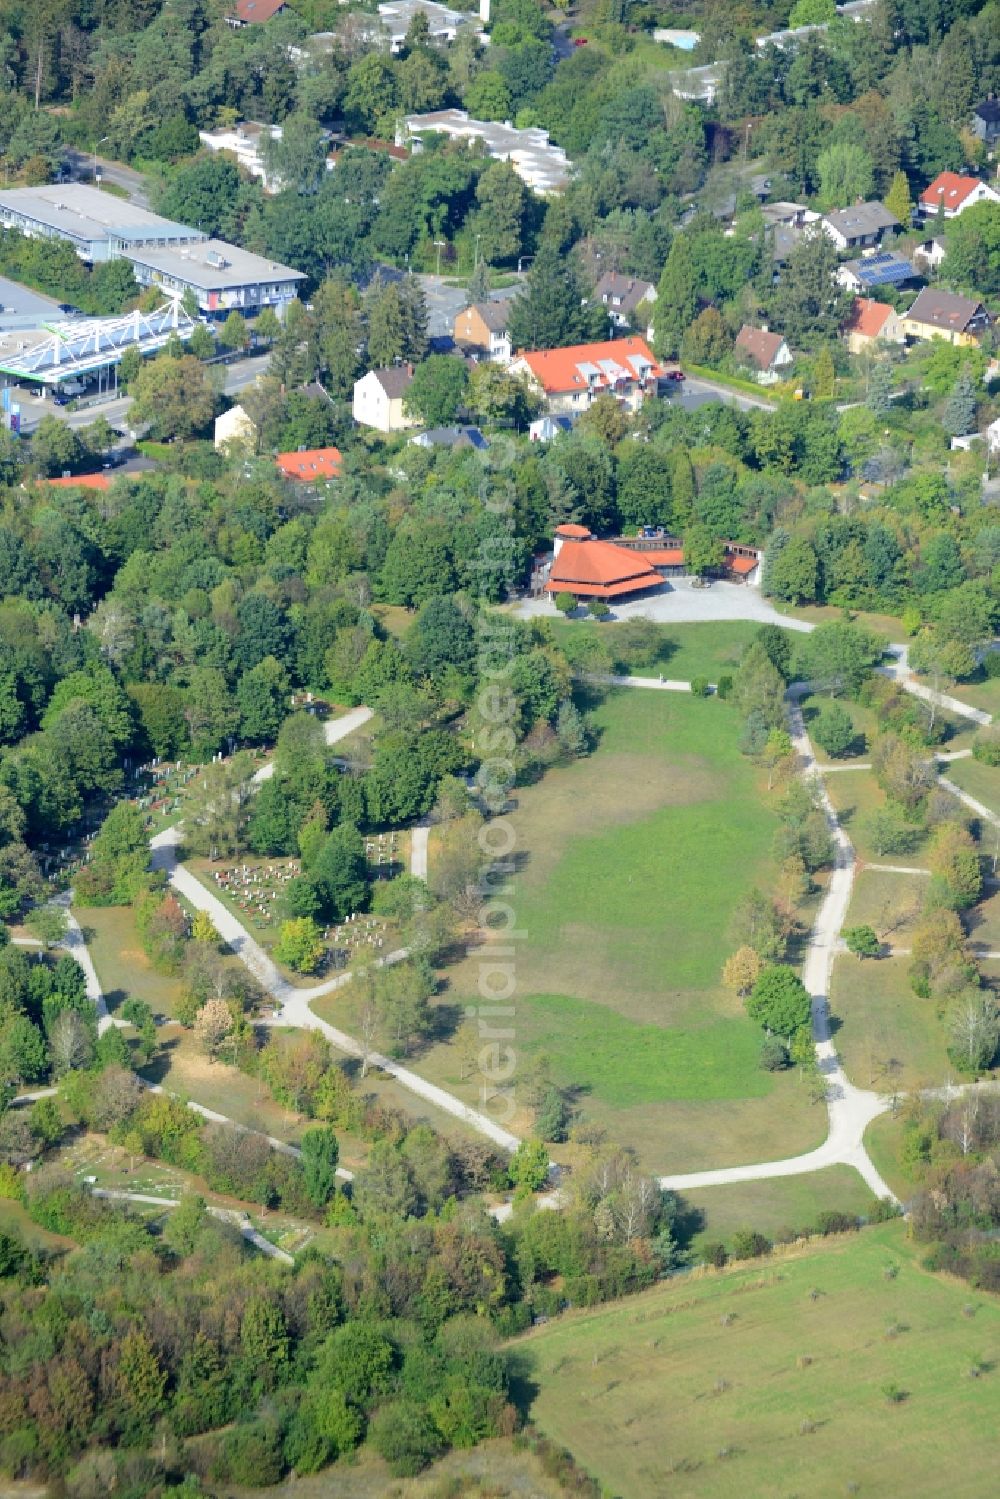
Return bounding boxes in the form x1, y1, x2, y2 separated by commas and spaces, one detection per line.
856, 256, 913, 288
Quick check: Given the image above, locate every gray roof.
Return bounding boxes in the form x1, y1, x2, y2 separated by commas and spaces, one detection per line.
372, 365, 414, 397
0, 184, 200, 247
975, 99, 1000, 124
823, 201, 899, 239
0, 275, 65, 328
594, 272, 655, 315
123, 238, 304, 291
469, 299, 512, 333
412, 425, 489, 450
905, 287, 988, 333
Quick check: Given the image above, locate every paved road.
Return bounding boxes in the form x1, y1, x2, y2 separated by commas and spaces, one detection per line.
18, 354, 271, 437
410, 823, 430, 879
881, 644, 992, 727
62, 150, 151, 208
91, 1187, 294, 1262
673, 374, 777, 414
416, 274, 520, 337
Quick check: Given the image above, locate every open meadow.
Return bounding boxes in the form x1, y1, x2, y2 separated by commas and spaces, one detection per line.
515, 1221, 1000, 1499
317, 685, 825, 1172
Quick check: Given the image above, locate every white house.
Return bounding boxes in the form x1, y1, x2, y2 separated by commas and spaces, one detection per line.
733, 325, 794, 384
214, 403, 257, 452
352, 366, 418, 432
819, 201, 899, 251
918, 171, 1000, 218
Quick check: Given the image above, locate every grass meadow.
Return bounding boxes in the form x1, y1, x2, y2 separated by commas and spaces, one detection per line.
515, 1221, 1000, 1499
317, 686, 826, 1172
683, 1166, 878, 1251
545, 618, 786, 682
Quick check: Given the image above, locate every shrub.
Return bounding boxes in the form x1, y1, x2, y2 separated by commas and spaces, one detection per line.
759, 1034, 789, 1071
972, 730, 1000, 766
729, 1228, 772, 1260
716, 673, 734, 699
690, 675, 711, 697
813, 1210, 859, 1235
701, 1241, 728, 1268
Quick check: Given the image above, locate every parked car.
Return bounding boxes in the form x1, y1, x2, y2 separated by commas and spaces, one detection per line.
663, 369, 686, 382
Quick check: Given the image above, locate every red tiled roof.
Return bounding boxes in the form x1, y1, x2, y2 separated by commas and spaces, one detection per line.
234, 0, 286, 22
45, 473, 111, 491
642, 547, 685, 567
919, 171, 984, 212
546, 539, 662, 599
554, 523, 592, 538
517, 337, 662, 395
728, 555, 759, 575
845, 298, 894, 339
275, 447, 342, 481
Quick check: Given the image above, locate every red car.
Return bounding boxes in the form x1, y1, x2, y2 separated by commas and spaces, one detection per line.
663, 369, 686, 382
573, 36, 588, 46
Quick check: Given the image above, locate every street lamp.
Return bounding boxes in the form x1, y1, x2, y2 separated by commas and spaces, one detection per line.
93, 136, 110, 186
474, 232, 482, 271
434, 239, 446, 276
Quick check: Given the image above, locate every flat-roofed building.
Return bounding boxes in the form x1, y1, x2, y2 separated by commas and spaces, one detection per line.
125, 239, 304, 315
400, 110, 571, 193
0, 184, 202, 263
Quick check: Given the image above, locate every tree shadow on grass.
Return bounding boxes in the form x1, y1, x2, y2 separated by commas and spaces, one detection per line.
137, 1036, 180, 1087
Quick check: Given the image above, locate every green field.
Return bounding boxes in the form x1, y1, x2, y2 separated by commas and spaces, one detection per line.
80, 904, 191, 1020
516, 1222, 1000, 1499
317, 686, 825, 1171
843, 868, 929, 947
829, 954, 953, 1091
546, 618, 791, 682
683, 1167, 878, 1250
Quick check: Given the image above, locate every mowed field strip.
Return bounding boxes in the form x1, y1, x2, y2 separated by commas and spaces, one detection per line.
515, 1222, 1000, 1499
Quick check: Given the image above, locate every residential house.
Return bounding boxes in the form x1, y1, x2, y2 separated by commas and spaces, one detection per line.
901, 288, 990, 345
820, 201, 900, 251
734, 325, 794, 383
378, 1, 471, 52
972, 99, 1000, 147
275, 447, 342, 481
843, 298, 904, 354
409, 425, 489, 451
352, 365, 418, 431
453, 300, 513, 363
529, 414, 573, 441
214, 404, 257, 452
913, 238, 947, 273
836, 252, 917, 294
592, 272, 657, 333
228, 0, 286, 24
509, 336, 662, 415
918, 171, 1000, 219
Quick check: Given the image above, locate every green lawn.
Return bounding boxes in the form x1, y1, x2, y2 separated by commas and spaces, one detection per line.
546, 618, 791, 682
319, 687, 826, 1171
944, 672, 1000, 718
864, 1113, 915, 1204
800, 691, 877, 765
823, 767, 934, 865
829, 954, 952, 1091
515, 1221, 1000, 1499
844, 868, 929, 947
80, 904, 190, 1020
941, 754, 1000, 822
682, 1166, 878, 1251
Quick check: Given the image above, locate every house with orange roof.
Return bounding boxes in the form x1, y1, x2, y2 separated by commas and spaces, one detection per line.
44, 472, 112, 492
919, 171, 1000, 219
843, 298, 904, 354
509, 336, 662, 415
275, 447, 342, 482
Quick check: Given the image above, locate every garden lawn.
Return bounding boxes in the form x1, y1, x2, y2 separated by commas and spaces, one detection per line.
546, 618, 792, 682
320, 687, 826, 1172
829, 954, 951, 1091
682, 1166, 878, 1252
515, 1222, 1000, 1499
823, 768, 933, 866
863, 1113, 914, 1204
944, 672, 1000, 718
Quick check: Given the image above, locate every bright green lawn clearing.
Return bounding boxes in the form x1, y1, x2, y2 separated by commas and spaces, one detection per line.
546, 618, 792, 681
682, 1166, 878, 1251
863, 1113, 914, 1204
516, 1221, 1000, 1499
823, 768, 933, 865
320, 687, 825, 1170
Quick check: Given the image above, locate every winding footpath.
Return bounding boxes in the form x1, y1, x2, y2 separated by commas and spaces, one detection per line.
659, 689, 895, 1200
52, 630, 998, 1214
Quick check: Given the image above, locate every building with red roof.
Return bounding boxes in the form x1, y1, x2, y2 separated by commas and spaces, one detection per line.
275, 447, 342, 482
919, 171, 1000, 219
510, 336, 663, 415
545, 539, 663, 600
843, 298, 903, 354
230, 0, 287, 24
45, 472, 112, 492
